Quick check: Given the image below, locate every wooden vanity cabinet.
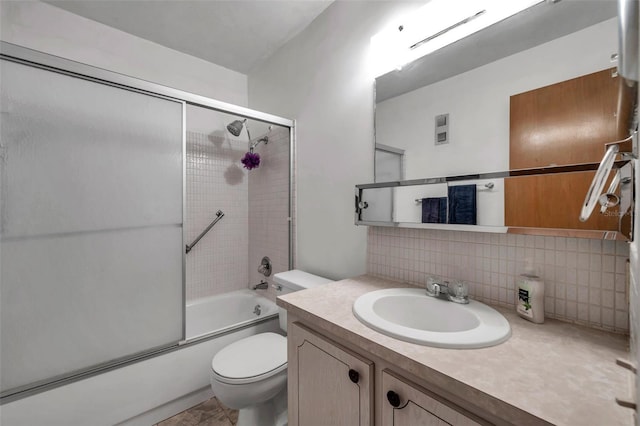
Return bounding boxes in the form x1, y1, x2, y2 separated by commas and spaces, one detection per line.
289, 321, 491, 426
288, 322, 374, 426
381, 370, 488, 426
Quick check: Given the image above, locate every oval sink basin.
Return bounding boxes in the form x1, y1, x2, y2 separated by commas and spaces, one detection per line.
353, 288, 511, 349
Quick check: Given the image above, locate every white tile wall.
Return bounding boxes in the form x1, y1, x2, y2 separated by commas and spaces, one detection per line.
185, 131, 249, 300
248, 127, 291, 302
367, 227, 630, 333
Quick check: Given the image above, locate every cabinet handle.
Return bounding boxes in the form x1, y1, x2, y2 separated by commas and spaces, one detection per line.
348, 369, 360, 383
387, 390, 401, 407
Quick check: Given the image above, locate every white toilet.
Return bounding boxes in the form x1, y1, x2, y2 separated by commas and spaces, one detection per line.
210, 270, 333, 426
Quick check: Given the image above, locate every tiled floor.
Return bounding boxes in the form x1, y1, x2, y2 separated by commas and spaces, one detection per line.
155, 397, 238, 426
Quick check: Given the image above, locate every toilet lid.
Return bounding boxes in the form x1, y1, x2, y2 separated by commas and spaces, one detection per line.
211, 333, 287, 384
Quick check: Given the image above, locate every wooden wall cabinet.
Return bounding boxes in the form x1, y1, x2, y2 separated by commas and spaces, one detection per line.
506, 68, 631, 231
289, 322, 490, 426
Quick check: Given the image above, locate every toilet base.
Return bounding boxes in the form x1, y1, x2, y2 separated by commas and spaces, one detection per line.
236, 387, 287, 426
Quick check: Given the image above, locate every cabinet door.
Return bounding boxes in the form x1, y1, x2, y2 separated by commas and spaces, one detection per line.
509, 68, 627, 169
506, 68, 628, 232
381, 370, 488, 426
289, 322, 373, 426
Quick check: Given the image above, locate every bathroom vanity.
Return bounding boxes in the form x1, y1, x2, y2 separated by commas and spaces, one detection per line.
277, 275, 633, 426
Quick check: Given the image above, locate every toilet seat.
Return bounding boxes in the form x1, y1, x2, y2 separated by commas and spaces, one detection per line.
211, 332, 287, 385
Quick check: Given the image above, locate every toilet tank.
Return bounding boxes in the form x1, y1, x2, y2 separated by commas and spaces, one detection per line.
274, 270, 333, 332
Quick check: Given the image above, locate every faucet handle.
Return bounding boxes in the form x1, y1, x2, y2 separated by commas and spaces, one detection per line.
453, 281, 468, 297
426, 276, 441, 297
258, 256, 272, 277
448, 280, 469, 304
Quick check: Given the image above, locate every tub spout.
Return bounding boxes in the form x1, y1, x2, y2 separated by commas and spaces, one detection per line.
252, 279, 268, 290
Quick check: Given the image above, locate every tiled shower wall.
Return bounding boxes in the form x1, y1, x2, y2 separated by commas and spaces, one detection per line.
185, 131, 248, 300
367, 227, 630, 333
248, 127, 291, 302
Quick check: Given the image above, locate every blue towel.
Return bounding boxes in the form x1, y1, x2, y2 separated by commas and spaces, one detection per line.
422, 197, 447, 223
448, 185, 477, 225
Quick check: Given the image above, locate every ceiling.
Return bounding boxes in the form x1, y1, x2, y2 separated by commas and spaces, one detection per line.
43, 0, 618, 90
44, 0, 334, 74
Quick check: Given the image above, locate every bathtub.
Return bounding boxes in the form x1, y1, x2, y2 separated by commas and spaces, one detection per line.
1, 290, 280, 426
186, 289, 279, 340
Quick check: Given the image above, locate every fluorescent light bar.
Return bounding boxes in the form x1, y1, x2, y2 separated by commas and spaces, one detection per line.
370, 0, 544, 77
409, 9, 486, 50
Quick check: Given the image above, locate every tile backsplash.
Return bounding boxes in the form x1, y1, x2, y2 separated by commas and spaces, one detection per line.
367, 227, 630, 333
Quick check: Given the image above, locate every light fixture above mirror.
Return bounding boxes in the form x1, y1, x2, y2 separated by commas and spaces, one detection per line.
370, 0, 544, 77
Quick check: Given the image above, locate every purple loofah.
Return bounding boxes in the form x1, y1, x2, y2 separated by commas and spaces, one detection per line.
241, 151, 260, 170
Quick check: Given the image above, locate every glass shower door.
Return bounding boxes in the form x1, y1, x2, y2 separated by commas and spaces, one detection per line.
0, 59, 185, 396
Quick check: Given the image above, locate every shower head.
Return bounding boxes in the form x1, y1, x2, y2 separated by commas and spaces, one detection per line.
226, 119, 246, 137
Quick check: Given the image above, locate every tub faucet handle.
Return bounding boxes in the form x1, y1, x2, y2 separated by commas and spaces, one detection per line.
258, 256, 272, 277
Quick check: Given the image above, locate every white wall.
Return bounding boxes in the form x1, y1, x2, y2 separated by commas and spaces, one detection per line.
248, 1, 424, 280
0, 1, 248, 107
376, 18, 618, 179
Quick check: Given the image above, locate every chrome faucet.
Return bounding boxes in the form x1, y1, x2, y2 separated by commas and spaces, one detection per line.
426, 276, 469, 304
252, 279, 268, 290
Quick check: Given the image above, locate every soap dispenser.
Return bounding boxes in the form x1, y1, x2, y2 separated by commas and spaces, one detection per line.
516, 260, 544, 324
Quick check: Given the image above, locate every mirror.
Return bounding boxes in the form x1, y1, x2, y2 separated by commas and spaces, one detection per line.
368, 1, 635, 239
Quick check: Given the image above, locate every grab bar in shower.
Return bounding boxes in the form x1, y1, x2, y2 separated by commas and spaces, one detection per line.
186, 210, 224, 253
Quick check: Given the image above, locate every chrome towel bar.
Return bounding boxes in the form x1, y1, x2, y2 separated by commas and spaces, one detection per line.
186, 210, 224, 253
414, 183, 494, 203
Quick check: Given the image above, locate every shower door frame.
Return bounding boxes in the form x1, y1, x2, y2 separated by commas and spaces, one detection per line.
0, 41, 295, 403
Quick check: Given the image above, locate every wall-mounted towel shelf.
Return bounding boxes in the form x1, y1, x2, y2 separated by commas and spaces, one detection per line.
186, 210, 224, 253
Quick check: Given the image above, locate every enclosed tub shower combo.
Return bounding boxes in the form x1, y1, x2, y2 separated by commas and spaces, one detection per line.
0, 42, 295, 425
